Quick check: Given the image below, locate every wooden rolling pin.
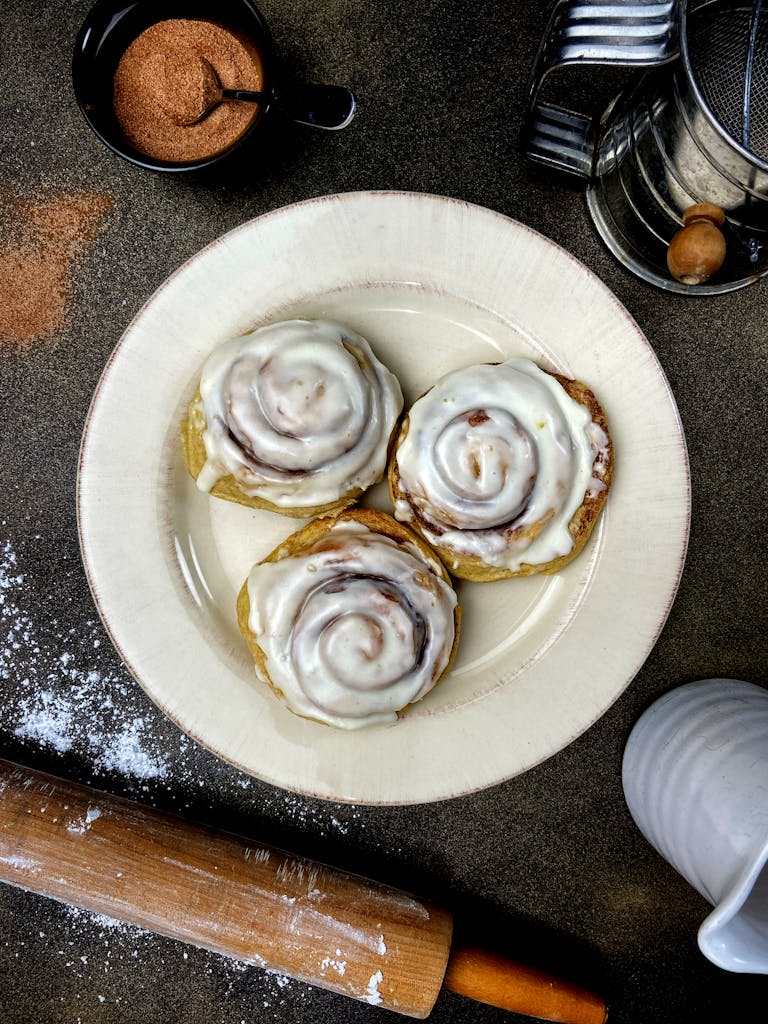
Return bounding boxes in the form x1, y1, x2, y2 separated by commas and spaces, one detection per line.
0, 760, 606, 1022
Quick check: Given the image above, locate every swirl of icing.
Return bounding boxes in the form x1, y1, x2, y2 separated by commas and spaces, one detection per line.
195, 320, 403, 508
393, 359, 609, 571
246, 521, 458, 729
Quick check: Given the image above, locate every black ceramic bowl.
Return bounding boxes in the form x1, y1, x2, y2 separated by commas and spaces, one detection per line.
72, 0, 275, 172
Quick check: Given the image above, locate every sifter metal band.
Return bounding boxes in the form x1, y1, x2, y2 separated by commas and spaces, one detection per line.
526, 0, 768, 293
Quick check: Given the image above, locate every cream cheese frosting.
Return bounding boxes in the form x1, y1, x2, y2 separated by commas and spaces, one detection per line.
194, 319, 403, 508
246, 521, 457, 729
393, 359, 608, 571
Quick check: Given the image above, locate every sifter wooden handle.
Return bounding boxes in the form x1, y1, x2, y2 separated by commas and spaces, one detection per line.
0, 760, 607, 1022
667, 203, 727, 285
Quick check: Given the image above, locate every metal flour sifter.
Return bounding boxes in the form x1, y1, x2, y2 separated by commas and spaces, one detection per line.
526, 0, 767, 293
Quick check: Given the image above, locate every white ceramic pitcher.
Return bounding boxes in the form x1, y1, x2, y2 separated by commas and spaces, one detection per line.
622, 678, 768, 973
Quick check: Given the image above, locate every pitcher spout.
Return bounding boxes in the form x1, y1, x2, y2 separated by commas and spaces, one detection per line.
698, 838, 768, 974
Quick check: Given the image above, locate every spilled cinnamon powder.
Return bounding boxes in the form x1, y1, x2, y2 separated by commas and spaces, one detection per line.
0, 190, 113, 346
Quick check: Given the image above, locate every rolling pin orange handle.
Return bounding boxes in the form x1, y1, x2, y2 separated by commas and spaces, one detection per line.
444, 946, 608, 1024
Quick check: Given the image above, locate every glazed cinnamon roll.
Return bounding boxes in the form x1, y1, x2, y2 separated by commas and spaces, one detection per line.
388, 359, 613, 582
181, 320, 403, 517
237, 509, 461, 729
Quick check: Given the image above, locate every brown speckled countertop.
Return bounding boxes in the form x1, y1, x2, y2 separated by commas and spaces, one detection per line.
1, 1, 767, 1022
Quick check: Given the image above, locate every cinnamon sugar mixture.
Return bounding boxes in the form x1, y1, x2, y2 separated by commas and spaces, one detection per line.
113, 19, 265, 163
0, 190, 113, 346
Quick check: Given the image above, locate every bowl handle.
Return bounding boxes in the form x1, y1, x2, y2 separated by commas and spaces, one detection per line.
273, 83, 357, 130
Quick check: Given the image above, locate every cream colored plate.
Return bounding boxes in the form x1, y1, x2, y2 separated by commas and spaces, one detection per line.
78, 192, 690, 804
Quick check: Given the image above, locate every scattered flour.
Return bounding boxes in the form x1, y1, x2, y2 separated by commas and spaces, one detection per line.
260, 790, 366, 840
365, 969, 384, 1005
1, 537, 169, 783
66, 805, 103, 835
0, 533, 374, 846
14, 688, 74, 754
0, 853, 41, 873
0, 532, 383, 1017
319, 952, 347, 976
30, 904, 301, 1010
0, 534, 369, 835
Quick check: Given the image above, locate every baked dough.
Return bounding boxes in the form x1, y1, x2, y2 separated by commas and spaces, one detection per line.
181, 319, 403, 517
237, 508, 462, 728
388, 359, 613, 582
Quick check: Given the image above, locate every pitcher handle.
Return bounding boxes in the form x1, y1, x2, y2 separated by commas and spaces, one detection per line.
526, 0, 680, 178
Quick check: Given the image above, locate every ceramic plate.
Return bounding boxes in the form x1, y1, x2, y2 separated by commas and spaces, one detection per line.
78, 191, 690, 804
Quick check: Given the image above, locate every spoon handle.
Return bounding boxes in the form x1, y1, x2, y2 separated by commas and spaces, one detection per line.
220, 88, 269, 103
220, 83, 357, 130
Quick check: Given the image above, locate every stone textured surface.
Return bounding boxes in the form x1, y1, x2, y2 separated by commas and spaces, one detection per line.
1, 1, 767, 1022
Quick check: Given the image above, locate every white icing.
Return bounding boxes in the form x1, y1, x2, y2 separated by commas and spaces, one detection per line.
585, 420, 610, 461
246, 522, 457, 729
195, 320, 403, 507
394, 359, 606, 570
585, 421, 611, 499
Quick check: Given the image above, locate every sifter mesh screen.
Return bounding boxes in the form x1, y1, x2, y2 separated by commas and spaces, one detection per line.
687, 1, 768, 161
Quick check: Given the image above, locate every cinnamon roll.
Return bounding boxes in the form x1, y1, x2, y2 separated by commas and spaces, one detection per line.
237, 509, 461, 729
388, 359, 613, 581
181, 320, 403, 517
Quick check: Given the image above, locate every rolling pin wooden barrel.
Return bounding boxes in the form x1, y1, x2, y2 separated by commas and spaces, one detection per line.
0, 759, 606, 1022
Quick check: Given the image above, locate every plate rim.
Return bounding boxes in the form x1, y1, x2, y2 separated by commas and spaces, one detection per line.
77, 189, 691, 804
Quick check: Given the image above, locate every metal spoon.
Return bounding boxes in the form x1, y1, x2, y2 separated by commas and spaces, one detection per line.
189, 58, 356, 131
